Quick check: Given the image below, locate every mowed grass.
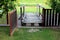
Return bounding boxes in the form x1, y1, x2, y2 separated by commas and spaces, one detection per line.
20, 0, 51, 8
0, 27, 60, 40
17, 0, 51, 15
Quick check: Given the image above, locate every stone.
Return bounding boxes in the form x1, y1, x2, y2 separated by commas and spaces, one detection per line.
28, 29, 40, 33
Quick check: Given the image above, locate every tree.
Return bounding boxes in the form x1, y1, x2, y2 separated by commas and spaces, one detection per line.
0, 0, 16, 24
0, 0, 16, 14
56, 0, 60, 13
49, 0, 60, 13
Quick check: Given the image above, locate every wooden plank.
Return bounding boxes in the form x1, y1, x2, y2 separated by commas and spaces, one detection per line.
56, 13, 59, 26
18, 26, 60, 28
53, 10, 55, 26
45, 9, 47, 26
43, 8, 46, 26
52, 10, 54, 26
0, 24, 10, 26
46, 9, 47, 26
51, 9, 53, 26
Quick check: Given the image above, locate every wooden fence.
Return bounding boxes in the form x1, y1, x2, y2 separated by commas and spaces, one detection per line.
42, 9, 59, 27
20, 6, 60, 27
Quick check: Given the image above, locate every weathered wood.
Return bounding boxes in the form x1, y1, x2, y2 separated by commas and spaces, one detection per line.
9, 10, 17, 36
43, 9, 59, 26
0, 24, 10, 26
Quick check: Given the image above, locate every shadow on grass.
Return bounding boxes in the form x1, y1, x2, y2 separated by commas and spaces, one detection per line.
0, 26, 10, 36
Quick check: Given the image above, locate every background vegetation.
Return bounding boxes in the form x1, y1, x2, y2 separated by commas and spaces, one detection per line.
0, 0, 60, 15
0, 0, 60, 24
48, 0, 60, 13
0, 0, 20, 24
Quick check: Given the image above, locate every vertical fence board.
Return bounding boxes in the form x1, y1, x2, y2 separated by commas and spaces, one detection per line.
49, 9, 51, 26
43, 9, 59, 27
56, 13, 59, 26
43, 8, 46, 26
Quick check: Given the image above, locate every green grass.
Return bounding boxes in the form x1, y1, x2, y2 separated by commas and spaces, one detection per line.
17, 0, 51, 15
0, 27, 60, 40
20, 0, 51, 8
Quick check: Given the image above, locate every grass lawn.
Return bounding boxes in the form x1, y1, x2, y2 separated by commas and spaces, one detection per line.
17, 0, 51, 15
0, 27, 60, 40
20, 0, 51, 8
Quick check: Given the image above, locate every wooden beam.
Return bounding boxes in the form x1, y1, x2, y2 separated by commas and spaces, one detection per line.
0, 24, 10, 26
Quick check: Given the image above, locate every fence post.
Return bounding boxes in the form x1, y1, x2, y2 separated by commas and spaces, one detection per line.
23, 6, 25, 16
39, 5, 40, 16
56, 13, 59, 26
50, 9, 53, 26
42, 8, 46, 26
49, 10, 51, 26
20, 7, 23, 26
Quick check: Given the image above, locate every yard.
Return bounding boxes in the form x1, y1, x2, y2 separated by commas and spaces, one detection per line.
0, 0, 60, 40
0, 27, 60, 40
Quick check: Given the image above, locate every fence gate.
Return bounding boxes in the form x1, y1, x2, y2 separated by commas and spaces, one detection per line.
43, 9, 59, 27
8, 10, 17, 36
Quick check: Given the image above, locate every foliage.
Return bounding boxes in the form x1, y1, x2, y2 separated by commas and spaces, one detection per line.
49, 0, 60, 13
0, 0, 16, 17
56, 0, 60, 13
50, 0, 56, 9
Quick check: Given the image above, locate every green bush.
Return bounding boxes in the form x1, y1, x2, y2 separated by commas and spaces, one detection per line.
49, 0, 60, 13
0, 0, 16, 15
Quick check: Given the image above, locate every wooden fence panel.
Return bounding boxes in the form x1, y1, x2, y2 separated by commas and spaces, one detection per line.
8, 10, 17, 36
43, 9, 59, 27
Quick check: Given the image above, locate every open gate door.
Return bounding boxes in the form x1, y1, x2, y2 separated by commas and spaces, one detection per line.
8, 10, 17, 36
